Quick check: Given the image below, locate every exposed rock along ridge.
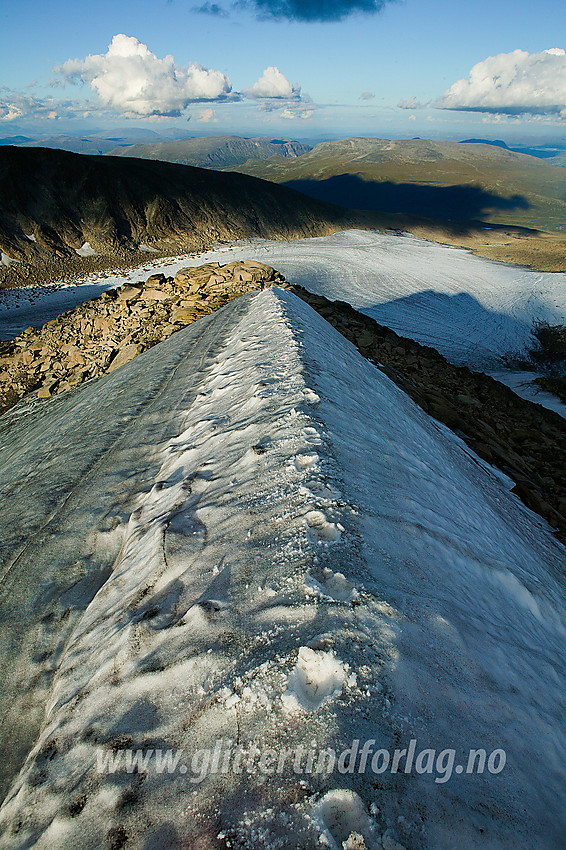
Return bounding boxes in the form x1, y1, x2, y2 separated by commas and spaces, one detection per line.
0, 260, 283, 412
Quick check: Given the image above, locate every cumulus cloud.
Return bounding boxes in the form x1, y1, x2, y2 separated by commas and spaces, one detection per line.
0, 89, 87, 122
398, 95, 425, 109
244, 65, 313, 115
436, 48, 566, 117
245, 66, 300, 99
56, 34, 233, 117
240, 0, 391, 21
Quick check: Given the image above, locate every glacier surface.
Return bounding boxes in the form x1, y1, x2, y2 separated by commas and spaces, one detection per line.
0, 288, 564, 849
3, 230, 566, 371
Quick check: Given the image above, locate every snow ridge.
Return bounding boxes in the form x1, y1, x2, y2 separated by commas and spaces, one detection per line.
0, 288, 565, 849
0, 289, 366, 848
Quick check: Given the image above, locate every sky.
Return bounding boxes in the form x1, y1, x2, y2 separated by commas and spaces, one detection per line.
1, 0, 566, 143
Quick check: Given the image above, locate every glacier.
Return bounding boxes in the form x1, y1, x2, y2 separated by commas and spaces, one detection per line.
0, 287, 565, 849
3, 229, 566, 416
3, 230, 566, 372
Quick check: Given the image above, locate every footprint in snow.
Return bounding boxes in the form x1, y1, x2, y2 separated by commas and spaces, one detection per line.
312, 790, 382, 850
302, 388, 320, 404
294, 453, 319, 472
282, 646, 350, 712
305, 510, 342, 543
254, 378, 281, 398
307, 480, 342, 500
305, 567, 359, 603
302, 426, 322, 445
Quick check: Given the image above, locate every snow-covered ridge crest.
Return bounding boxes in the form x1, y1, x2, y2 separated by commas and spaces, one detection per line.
0, 289, 365, 847
0, 288, 565, 849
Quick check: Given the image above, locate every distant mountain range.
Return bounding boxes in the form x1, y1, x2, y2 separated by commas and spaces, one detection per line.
0, 146, 351, 285
460, 138, 510, 149
461, 137, 566, 164
230, 137, 566, 232
107, 135, 311, 168
0, 128, 188, 156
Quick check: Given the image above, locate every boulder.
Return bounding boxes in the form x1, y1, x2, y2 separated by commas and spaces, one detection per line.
171, 306, 199, 325
145, 273, 167, 286
173, 268, 194, 287
140, 289, 172, 302
107, 343, 144, 373
117, 284, 141, 301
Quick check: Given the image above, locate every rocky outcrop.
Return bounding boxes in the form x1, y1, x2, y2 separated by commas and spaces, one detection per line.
0, 260, 283, 413
108, 135, 311, 168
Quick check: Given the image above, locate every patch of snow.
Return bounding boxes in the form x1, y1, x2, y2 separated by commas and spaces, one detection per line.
294, 453, 319, 471
305, 567, 359, 603
138, 243, 159, 253
75, 241, 97, 257
312, 790, 381, 850
489, 368, 566, 418
0, 252, 19, 266
282, 647, 350, 712
305, 509, 342, 543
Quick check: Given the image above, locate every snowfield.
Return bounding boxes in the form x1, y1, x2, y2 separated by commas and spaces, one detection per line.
3, 230, 566, 371
0, 288, 564, 849
3, 229, 566, 414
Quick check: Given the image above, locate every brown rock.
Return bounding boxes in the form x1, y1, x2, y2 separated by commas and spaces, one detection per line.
107, 343, 144, 373
117, 284, 141, 301
140, 288, 171, 302
174, 268, 195, 287
171, 306, 198, 324
145, 273, 167, 286
94, 316, 111, 334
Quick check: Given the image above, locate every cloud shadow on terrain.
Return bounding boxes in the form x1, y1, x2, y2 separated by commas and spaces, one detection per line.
283, 175, 530, 222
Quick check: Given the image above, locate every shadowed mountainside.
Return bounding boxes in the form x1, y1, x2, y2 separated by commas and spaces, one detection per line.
283, 175, 530, 221
234, 137, 566, 232
0, 146, 351, 287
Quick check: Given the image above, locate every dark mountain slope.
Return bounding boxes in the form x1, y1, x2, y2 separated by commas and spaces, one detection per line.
0, 146, 351, 286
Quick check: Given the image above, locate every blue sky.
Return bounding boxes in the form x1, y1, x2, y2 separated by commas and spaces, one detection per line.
2, 0, 566, 142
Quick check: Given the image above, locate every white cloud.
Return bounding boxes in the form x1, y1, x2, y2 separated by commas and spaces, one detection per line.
0, 90, 86, 122
437, 48, 566, 117
56, 34, 233, 117
280, 106, 313, 120
245, 66, 300, 99
398, 96, 425, 110
197, 108, 216, 122
0, 103, 23, 122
